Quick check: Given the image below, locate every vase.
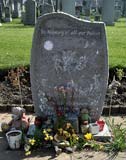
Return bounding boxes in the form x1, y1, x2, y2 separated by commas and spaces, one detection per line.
6, 130, 22, 149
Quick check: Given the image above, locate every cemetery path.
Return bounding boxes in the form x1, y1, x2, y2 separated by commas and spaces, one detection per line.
0, 112, 126, 160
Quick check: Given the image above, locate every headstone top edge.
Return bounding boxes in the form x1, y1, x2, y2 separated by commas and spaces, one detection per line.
37, 12, 105, 26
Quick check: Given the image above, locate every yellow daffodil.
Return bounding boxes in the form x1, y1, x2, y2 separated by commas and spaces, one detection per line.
29, 138, 36, 145
43, 129, 47, 134
84, 133, 92, 140
49, 136, 53, 141
63, 130, 68, 135
44, 136, 49, 141
45, 133, 49, 137
25, 151, 31, 156
47, 128, 52, 132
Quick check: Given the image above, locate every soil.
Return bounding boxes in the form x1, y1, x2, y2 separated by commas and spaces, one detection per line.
0, 67, 126, 113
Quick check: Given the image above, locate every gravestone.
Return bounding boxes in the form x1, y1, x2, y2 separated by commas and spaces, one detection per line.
24, 0, 36, 25
84, 0, 91, 20
30, 12, 108, 122
114, 0, 121, 21
122, 0, 126, 16
75, 0, 83, 18
0, 3, 2, 25
12, 0, 21, 18
39, 3, 54, 16
102, 0, 115, 25
4, 6, 12, 22
61, 0, 75, 16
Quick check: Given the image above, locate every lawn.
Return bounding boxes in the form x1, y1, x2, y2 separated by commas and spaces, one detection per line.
0, 19, 34, 69
0, 18, 126, 69
106, 18, 126, 68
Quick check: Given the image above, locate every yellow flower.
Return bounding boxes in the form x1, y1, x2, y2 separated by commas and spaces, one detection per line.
84, 133, 92, 140
63, 130, 68, 135
99, 145, 104, 150
47, 128, 52, 132
25, 151, 31, 156
45, 133, 49, 137
49, 136, 53, 141
29, 138, 36, 145
72, 134, 79, 141
44, 136, 49, 141
43, 129, 47, 134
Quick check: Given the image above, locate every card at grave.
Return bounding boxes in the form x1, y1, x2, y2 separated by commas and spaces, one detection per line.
30, 12, 108, 122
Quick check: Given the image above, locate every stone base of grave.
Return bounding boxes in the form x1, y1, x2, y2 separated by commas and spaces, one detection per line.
93, 123, 111, 141
0, 23, 2, 26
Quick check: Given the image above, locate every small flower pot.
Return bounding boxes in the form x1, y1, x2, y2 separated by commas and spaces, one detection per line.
6, 130, 22, 149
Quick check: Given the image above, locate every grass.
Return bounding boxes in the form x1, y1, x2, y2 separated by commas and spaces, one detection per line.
0, 18, 126, 69
106, 18, 126, 68
0, 19, 34, 69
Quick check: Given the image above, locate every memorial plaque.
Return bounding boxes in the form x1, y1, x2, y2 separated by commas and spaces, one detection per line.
30, 13, 108, 121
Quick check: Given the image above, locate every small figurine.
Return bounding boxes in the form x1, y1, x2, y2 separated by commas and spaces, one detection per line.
34, 116, 43, 128
108, 76, 121, 95
80, 108, 90, 123
1, 107, 30, 133
80, 108, 90, 134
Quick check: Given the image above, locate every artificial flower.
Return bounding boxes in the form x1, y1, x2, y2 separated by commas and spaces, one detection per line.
84, 133, 92, 140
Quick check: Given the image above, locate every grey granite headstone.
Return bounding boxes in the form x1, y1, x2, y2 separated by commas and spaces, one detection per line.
24, 0, 36, 25
30, 12, 108, 121
12, 0, 21, 18
5, 6, 12, 22
102, 0, 115, 26
0, 3, 2, 24
114, 0, 122, 21
39, 3, 54, 16
61, 0, 75, 16
122, 0, 126, 16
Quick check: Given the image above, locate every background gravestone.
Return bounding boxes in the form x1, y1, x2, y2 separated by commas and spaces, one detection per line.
61, 0, 75, 16
31, 12, 108, 122
114, 0, 122, 21
0, 3, 2, 25
12, 0, 21, 18
39, 3, 54, 16
4, 6, 12, 22
102, 0, 115, 26
24, 0, 36, 25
